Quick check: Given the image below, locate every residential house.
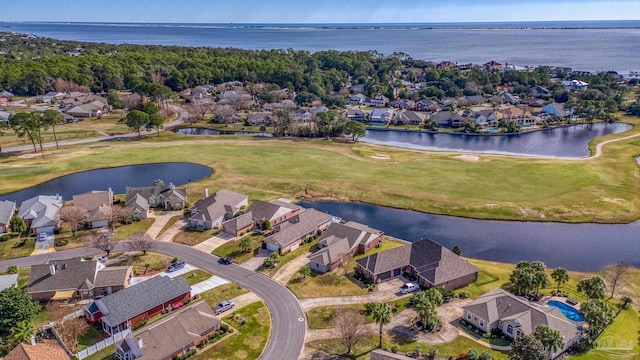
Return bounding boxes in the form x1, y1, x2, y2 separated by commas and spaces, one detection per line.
501, 63, 527, 72
521, 97, 546, 107
356, 238, 479, 289
311, 106, 329, 115
368, 108, 394, 125
263, 208, 334, 253
26, 258, 132, 302
125, 182, 187, 211
497, 106, 536, 125
390, 99, 415, 110
366, 95, 389, 107
246, 112, 272, 126
349, 93, 367, 105
458, 95, 485, 107
553, 67, 573, 77
341, 108, 367, 122
492, 92, 520, 105
0, 90, 15, 101
222, 212, 255, 237
436, 61, 457, 71
393, 110, 424, 125
85, 275, 191, 336
246, 199, 302, 230
415, 99, 439, 112
0, 111, 11, 124
349, 84, 365, 94
483, 61, 502, 72
462, 289, 581, 356
0, 95, 9, 106
468, 109, 497, 126
126, 194, 150, 220
61, 93, 109, 110
73, 189, 113, 229
308, 221, 383, 273
18, 195, 63, 235
541, 102, 570, 118
40, 91, 66, 104
3, 339, 69, 360
0, 273, 19, 292
291, 109, 312, 126
561, 79, 589, 91
531, 85, 550, 97
115, 302, 220, 360
0, 200, 16, 233
188, 189, 248, 231
430, 111, 464, 128
370, 349, 413, 360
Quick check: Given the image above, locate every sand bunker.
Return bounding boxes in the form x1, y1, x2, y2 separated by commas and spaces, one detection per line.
454, 154, 479, 162
371, 153, 391, 160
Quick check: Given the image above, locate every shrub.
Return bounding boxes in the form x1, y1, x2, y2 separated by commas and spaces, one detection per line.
7, 265, 18, 274
220, 323, 229, 332
457, 290, 471, 298
390, 345, 400, 353
0, 234, 10, 242
367, 284, 376, 292
54, 238, 69, 246
363, 302, 377, 315
172, 257, 180, 263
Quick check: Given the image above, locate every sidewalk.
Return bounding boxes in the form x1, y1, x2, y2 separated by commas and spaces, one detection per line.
299, 278, 410, 311
271, 253, 310, 285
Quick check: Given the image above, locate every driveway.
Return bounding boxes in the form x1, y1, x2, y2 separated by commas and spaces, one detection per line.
157, 218, 187, 242
299, 277, 410, 311
193, 232, 235, 253
272, 252, 310, 285
238, 248, 270, 271
0, 242, 307, 360
144, 211, 183, 239
31, 234, 54, 255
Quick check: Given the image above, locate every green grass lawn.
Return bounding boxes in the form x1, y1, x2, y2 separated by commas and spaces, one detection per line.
82, 345, 115, 360
77, 325, 104, 351
111, 252, 170, 274
569, 307, 640, 360
306, 297, 411, 329
198, 283, 249, 307
0, 237, 35, 260
114, 219, 155, 240
260, 239, 318, 277
308, 333, 508, 360
173, 228, 217, 246
212, 233, 264, 264
191, 301, 270, 360
2, 115, 640, 223
180, 269, 212, 286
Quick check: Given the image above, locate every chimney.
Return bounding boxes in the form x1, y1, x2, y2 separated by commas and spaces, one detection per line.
62, 263, 67, 270
204, 188, 209, 198
137, 337, 143, 349
50, 264, 56, 276
30, 335, 36, 346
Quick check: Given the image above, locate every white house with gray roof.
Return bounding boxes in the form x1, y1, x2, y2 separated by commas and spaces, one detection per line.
188, 189, 248, 231
0, 200, 16, 233
18, 195, 63, 235
263, 208, 334, 253
0, 274, 18, 292
462, 289, 582, 356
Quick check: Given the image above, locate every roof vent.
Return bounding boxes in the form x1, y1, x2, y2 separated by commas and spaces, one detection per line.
62, 264, 67, 270
50, 264, 56, 276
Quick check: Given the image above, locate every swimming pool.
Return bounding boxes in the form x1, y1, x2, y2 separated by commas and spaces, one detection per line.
547, 300, 585, 322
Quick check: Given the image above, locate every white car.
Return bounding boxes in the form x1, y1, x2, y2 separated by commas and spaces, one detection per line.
38, 233, 48, 242
399, 282, 419, 294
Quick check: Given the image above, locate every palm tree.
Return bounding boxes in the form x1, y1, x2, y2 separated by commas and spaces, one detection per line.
371, 303, 393, 348
534, 326, 564, 359
550, 268, 570, 294
239, 236, 252, 253
298, 265, 311, 279
9, 320, 36, 345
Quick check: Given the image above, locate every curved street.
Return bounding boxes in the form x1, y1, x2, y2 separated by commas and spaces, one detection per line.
0, 242, 306, 360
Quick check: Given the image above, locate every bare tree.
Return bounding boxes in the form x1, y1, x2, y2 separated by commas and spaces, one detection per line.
608, 262, 630, 299
108, 205, 132, 230
56, 318, 89, 353
88, 232, 117, 256
214, 104, 236, 124
121, 93, 143, 111
53, 78, 90, 93
333, 307, 369, 355
45, 302, 71, 322
126, 233, 156, 255
58, 205, 88, 236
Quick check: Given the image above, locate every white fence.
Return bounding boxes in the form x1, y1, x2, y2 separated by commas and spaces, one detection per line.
76, 328, 131, 360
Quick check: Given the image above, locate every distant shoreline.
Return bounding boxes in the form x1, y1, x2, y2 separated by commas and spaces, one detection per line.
2, 20, 640, 31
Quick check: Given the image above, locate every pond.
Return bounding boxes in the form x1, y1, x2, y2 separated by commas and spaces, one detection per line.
175, 127, 273, 137
362, 123, 632, 157
301, 201, 640, 272
0, 162, 213, 205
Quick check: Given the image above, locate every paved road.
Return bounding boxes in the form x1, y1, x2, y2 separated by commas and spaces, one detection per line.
0, 242, 306, 360
4, 104, 187, 154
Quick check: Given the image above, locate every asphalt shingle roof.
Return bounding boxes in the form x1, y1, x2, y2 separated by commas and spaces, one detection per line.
264, 209, 332, 249
0, 200, 16, 226
27, 258, 98, 294
18, 195, 63, 230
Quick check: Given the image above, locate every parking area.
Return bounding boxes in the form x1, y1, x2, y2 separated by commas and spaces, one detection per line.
31, 233, 54, 255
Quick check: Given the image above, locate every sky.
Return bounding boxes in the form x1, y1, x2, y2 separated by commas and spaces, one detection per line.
1, 0, 639, 23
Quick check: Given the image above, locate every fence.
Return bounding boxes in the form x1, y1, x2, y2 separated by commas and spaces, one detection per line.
76, 328, 131, 360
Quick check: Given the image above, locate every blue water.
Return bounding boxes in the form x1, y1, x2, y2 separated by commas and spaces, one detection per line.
547, 300, 585, 322
3, 21, 640, 72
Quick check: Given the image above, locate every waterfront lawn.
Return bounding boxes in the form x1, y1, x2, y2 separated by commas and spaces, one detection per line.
212, 233, 264, 264
2, 114, 640, 224
180, 269, 212, 286
198, 283, 249, 307
308, 333, 508, 360
173, 228, 217, 246
569, 307, 640, 360
191, 301, 269, 360
0, 236, 35, 260
306, 297, 411, 329
114, 218, 155, 240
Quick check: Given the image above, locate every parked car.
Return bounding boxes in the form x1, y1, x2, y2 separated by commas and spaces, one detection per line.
38, 233, 47, 242
97, 256, 108, 264
166, 260, 186, 273
213, 300, 235, 315
399, 282, 419, 294
218, 257, 233, 265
